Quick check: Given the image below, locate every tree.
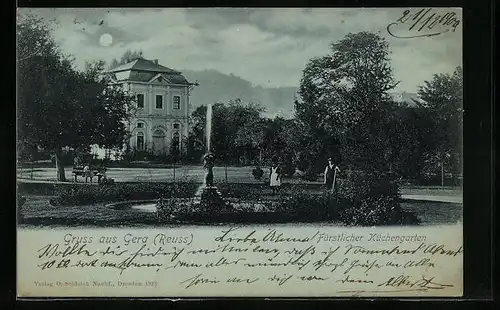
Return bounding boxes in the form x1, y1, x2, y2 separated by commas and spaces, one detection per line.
109, 49, 144, 69
189, 100, 268, 166
188, 105, 209, 162
296, 31, 399, 172
416, 66, 463, 184
190, 102, 233, 167
17, 15, 135, 181
231, 101, 267, 164
234, 118, 266, 164
372, 102, 437, 182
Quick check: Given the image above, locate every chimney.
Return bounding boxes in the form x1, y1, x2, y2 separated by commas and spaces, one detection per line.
153, 59, 158, 64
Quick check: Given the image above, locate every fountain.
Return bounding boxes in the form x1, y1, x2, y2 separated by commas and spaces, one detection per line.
159, 103, 231, 215
192, 104, 226, 209
116, 102, 268, 221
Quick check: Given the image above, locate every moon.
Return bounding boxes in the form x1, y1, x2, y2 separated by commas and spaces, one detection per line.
99, 33, 113, 47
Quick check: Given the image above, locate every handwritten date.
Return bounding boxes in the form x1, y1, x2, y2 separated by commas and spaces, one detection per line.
387, 8, 461, 38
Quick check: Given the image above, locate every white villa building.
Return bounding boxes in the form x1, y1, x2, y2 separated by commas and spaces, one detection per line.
105, 58, 197, 157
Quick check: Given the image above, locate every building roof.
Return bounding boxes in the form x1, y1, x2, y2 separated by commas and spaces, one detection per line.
108, 58, 181, 74
106, 58, 192, 85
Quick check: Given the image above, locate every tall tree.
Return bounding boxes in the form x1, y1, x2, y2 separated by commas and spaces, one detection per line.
231, 100, 266, 164
296, 31, 399, 172
17, 15, 135, 181
382, 105, 430, 180
417, 66, 463, 182
188, 105, 209, 161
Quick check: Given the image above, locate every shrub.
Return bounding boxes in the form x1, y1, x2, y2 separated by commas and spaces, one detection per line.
340, 196, 421, 226
252, 167, 264, 180
50, 182, 199, 206
274, 186, 349, 221
156, 194, 236, 222
156, 198, 197, 221
217, 183, 267, 199
337, 171, 400, 206
99, 178, 115, 185
296, 152, 310, 172
282, 161, 296, 177
335, 170, 420, 226
17, 182, 58, 196
301, 167, 318, 181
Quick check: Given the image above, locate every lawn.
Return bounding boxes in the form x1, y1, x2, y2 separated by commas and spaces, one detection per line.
18, 196, 160, 227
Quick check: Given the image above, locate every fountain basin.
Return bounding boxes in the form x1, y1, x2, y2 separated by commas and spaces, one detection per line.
105, 198, 331, 224
104, 198, 460, 226
107, 198, 271, 213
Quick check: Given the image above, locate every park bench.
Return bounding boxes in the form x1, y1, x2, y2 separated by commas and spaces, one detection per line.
72, 167, 106, 183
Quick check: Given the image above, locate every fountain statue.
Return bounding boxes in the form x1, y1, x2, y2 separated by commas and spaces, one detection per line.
196, 103, 226, 209
203, 152, 215, 187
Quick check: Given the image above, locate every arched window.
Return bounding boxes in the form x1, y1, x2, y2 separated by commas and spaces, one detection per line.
173, 123, 180, 130
136, 132, 144, 150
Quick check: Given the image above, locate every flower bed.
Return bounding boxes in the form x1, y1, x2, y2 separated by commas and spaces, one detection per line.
155, 196, 341, 225
49, 182, 199, 206
45, 172, 421, 226
154, 182, 420, 226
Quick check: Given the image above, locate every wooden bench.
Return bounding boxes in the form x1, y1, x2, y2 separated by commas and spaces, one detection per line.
72, 167, 105, 183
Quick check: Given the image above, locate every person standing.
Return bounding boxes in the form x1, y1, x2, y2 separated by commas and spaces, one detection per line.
324, 157, 340, 192
83, 164, 92, 183
269, 162, 282, 195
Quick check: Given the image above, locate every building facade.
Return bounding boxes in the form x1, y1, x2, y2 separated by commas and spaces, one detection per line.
106, 58, 196, 157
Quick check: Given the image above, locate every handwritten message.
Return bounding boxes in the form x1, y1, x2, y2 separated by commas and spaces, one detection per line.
387, 8, 461, 38
17, 225, 463, 297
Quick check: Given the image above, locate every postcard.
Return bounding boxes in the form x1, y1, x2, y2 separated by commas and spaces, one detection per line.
16, 7, 463, 298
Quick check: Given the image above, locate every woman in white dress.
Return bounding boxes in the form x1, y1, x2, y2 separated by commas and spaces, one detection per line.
269, 163, 282, 195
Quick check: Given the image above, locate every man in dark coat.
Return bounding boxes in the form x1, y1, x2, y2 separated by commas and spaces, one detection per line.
324, 157, 340, 191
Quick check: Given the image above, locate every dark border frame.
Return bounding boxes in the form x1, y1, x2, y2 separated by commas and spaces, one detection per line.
7, 0, 496, 308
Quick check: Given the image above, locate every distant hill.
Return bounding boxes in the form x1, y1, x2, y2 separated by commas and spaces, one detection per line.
180, 69, 298, 118
180, 69, 422, 117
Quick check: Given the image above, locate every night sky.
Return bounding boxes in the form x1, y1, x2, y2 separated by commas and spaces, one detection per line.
18, 7, 462, 92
